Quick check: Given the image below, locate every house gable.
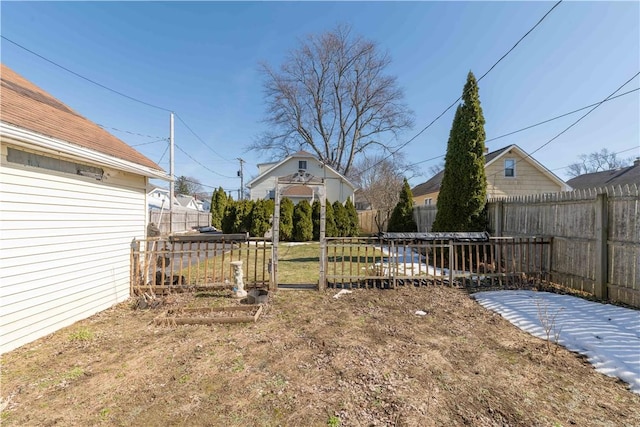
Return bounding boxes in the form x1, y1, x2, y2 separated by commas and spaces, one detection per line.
411, 144, 569, 204
483, 145, 569, 198
247, 151, 355, 203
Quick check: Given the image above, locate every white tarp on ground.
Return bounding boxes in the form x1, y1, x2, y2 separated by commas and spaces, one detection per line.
473, 290, 640, 394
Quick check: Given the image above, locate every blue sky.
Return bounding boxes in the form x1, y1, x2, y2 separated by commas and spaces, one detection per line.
2, 1, 638, 194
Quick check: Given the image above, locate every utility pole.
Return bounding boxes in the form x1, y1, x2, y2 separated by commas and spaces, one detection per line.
237, 157, 245, 200
169, 112, 175, 234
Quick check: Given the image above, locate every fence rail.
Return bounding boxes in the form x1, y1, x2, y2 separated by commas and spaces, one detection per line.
324, 237, 551, 289
130, 236, 272, 296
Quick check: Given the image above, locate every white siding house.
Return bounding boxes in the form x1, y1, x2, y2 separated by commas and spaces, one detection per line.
0, 64, 169, 354
247, 151, 356, 204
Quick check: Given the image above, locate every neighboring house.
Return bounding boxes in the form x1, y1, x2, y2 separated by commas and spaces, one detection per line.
412, 144, 570, 205
247, 150, 356, 204
147, 185, 179, 210
354, 192, 372, 211
566, 158, 640, 190
148, 187, 210, 212
0, 64, 169, 354
176, 194, 200, 211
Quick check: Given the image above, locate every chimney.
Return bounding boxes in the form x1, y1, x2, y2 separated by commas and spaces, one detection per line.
484, 146, 489, 154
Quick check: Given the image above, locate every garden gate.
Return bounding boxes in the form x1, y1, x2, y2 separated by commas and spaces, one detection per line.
271, 172, 326, 290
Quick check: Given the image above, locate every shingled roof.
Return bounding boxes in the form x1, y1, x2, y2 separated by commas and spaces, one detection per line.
566, 160, 640, 190
0, 64, 162, 171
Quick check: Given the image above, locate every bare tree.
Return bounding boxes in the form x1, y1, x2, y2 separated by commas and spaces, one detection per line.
251, 25, 413, 176
567, 149, 632, 177
175, 175, 203, 196
349, 154, 414, 231
428, 161, 445, 176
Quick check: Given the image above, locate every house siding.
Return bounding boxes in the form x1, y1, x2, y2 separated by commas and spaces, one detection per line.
413, 191, 439, 206
250, 157, 353, 203
0, 142, 147, 353
485, 150, 563, 198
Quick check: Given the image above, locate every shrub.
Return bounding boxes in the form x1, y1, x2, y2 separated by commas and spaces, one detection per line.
345, 197, 359, 236
279, 197, 294, 241
333, 201, 349, 237
388, 178, 417, 232
293, 200, 313, 242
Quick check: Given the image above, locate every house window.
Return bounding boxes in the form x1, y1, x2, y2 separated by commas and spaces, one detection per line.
504, 159, 516, 177
424, 198, 432, 206
298, 160, 307, 170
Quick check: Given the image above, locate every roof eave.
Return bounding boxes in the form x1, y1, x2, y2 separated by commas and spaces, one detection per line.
1, 122, 171, 181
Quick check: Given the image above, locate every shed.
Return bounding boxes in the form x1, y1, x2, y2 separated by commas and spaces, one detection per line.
0, 64, 170, 353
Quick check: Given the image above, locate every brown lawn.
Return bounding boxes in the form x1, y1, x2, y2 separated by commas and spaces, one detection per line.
1, 286, 639, 426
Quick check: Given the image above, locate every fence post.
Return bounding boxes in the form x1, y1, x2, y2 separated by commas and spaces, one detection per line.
448, 240, 454, 286
594, 193, 608, 300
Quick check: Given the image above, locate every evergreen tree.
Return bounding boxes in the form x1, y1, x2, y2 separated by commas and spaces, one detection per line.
333, 200, 349, 237
250, 199, 270, 237
233, 200, 254, 233
325, 200, 337, 237
312, 199, 321, 241
210, 187, 227, 230
221, 199, 236, 234
433, 71, 488, 232
293, 200, 313, 242
388, 178, 417, 232
345, 198, 359, 237
279, 197, 294, 241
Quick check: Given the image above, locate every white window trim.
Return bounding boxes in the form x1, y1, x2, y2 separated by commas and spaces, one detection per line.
504, 159, 516, 178
298, 160, 307, 170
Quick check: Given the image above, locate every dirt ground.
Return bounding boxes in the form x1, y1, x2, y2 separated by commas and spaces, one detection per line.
2, 286, 639, 427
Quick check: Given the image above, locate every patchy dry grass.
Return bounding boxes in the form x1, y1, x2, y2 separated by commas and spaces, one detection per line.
1, 285, 639, 426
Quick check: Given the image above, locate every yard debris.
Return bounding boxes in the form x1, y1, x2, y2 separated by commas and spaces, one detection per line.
133, 293, 163, 310
333, 289, 353, 299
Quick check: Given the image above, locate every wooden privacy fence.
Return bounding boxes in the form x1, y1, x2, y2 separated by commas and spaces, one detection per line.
489, 185, 639, 307
413, 185, 639, 307
324, 236, 551, 289
130, 235, 272, 296
149, 209, 210, 235
357, 210, 389, 235
413, 205, 438, 233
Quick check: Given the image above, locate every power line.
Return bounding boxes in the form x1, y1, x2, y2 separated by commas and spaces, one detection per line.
157, 142, 170, 164
486, 71, 640, 182
408, 87, 639, 168
182, 178, 237, 192
98, 124, 167, 140
371, 0, 563, 169
174, 113, 232, 163
1, 35, 173, 113
174, 143, 235, 179
525, 72, 639, 158
549, 146, 640, 171
131, 138, 169, 147
486, 88, 639, 143
2, 35, 240, 176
